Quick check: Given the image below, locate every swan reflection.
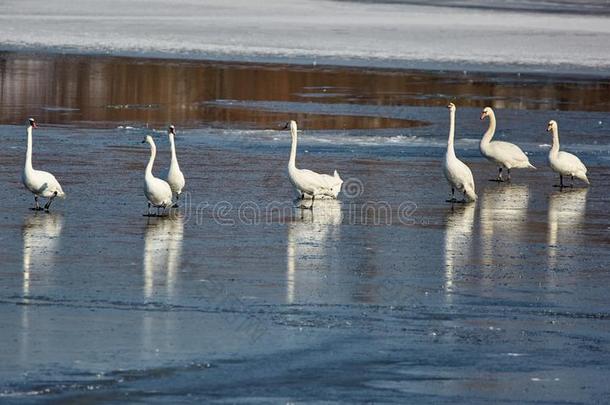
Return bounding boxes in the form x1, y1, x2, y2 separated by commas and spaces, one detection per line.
21, 213, 63, 362
22, 213, 64, 297
143, 215, 184, 301
547, 188, 588, 271
443, 204, 475, 301
286, 200, 342, 304
480, 184, 529, 269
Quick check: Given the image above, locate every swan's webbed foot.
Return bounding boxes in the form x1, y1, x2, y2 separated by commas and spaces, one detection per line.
445, 198, 458, 203
31, 196, 43, 211
30, 207, 44, 211
489, 167, 505, 182
172, 204, 180, 208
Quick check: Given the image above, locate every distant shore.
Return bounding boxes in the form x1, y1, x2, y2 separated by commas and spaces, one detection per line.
1, 0, 609, 77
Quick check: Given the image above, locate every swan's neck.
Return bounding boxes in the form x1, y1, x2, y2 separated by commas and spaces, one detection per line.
447, 110, 456, 157
169, 133, 178, 166
146, 142, 156, 179
288, 127, 297, 169
25, 126, 33, 172
550, 128, 560, 156
481, 112, 496, 145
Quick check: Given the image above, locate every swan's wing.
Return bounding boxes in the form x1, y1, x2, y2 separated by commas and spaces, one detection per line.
557, 151, 587, 173
146, 177, 174, 205
488, 140, 534, 168
33, 170, 65, 197
490, 141, 529, 161
293, 168, 342, 195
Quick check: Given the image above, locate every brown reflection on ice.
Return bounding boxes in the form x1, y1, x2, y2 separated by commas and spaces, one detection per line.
142, 216, 184, 301
20, 213, 63, 363
443, 203, 475, 303
286, 200, 342, 304
480, 184, 530, 272
547, 188, 588, 272
1, 52, 609, 129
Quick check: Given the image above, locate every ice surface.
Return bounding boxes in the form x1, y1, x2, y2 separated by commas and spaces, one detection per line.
0, 0, 609, 73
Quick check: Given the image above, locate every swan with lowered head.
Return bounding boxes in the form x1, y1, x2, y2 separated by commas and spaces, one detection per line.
480, 107, 535, 181
143, 135, 173, 216
547, 120, 589, 187
285, 120, 343, 208
443, 103, 477, 203
22, 118, 65, 211
164, 125, 185, 205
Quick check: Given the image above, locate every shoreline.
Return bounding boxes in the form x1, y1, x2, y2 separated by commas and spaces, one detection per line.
3, 46, 610, 80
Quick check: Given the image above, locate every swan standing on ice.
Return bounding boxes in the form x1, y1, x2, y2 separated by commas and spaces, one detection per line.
547, 120, 589, 187
285, 120, 343, 209
164, 125, 185, 206
142, 135, 173, 216
22, 118, 65, 211
443, 103, 477, 203
480, 107, 535, 181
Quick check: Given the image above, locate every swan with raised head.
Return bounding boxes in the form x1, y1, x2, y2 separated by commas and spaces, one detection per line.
142, 135, 173, 216
164, 125, 185, 205
285, 120, 343, 208
547, 120, 589, 187
22, 118, 65, 211
480, 107, 535, 181
443, 103, 477, 203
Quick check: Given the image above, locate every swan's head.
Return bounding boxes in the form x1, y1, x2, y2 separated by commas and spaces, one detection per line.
142, 135, 154, 144
168, 125, 176, 135
28, 118, 37, 129
282, 120, 298, 133
547, 120, 557, 132
447, 103, 456, 112
480, 107, 493, 120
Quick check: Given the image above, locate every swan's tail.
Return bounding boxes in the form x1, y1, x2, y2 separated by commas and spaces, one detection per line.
331, 171, 343, 198
465, 188, 477, 202
527, 162, 536, 170
577, 172, 590, 185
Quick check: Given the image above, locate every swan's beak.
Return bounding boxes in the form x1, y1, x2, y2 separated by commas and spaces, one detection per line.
546, 125, 552, 132
480, 113, 485, 120
32, 122, 38, 128
282, 123, 289, 130
141, 139, 146, 143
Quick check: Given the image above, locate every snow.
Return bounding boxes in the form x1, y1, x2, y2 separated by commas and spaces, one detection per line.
0, 0, 609, 73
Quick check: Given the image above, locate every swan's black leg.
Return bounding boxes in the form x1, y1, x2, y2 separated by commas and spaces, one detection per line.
31, 195, 42, 211
147, 202, 152, 216
308, 194, 315, 210
44, 192, 57, 212
446, 188, 457, 203
560, 174, 564, 188
172, 193, 180, 208
491, 167, 503, 182
507, 168, 511, 182
570, 175, 575, 188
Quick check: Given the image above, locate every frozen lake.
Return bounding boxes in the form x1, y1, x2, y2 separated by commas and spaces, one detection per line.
0, 53, 609, 403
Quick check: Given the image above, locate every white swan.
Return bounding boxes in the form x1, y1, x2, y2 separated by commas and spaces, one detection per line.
285, 120, 343, 208
547, 120, 589, 187
480, 107, 535, 181
164, 125, 186, 204
142, 135, 173, 216
22, 118, 65, 211
443, 103, 477, 202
